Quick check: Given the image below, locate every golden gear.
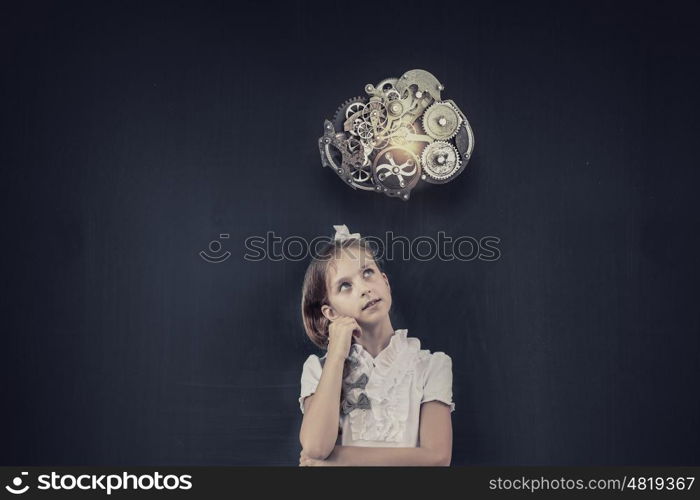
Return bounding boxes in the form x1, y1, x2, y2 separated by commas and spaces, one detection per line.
422, 101, 462, 140
420, 141, 461, 182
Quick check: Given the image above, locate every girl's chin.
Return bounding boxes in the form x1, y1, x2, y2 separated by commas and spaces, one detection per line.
356, 318, 387, 329
357, 309, 389, 323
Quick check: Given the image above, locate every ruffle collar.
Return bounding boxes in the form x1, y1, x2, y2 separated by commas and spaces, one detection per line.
348, 329, 419, 368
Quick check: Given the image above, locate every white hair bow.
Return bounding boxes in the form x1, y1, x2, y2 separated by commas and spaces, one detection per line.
333, 225, 361, 242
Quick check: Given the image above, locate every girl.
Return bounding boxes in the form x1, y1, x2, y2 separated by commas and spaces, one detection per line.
298, 225, 455, 466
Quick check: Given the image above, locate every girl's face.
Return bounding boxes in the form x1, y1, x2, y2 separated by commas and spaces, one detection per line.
321, 247, 392, 325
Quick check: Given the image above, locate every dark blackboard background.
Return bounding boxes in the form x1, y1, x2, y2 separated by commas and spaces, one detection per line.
2, 0, 699, 466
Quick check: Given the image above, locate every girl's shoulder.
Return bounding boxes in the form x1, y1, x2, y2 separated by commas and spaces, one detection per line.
410, 332, 451, 362
411, 338, 452, 381
417, 349, 452, 363
387, 330, 452, 376
302, 352, 325, 366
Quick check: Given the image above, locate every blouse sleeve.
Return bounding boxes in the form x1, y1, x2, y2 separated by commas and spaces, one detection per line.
298, 354, 323, 414
421, 352, 455, 412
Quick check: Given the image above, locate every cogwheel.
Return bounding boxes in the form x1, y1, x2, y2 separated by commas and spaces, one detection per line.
332, 96, 367, 132
354, 121, 373, 140
420, 141, 461, 182
373, 146, 421, 191
348, 163, 374, 188
386, 89, 401, 101
363, 100, 388, 129
386, 99, 405, 117
422, 101, 461, 140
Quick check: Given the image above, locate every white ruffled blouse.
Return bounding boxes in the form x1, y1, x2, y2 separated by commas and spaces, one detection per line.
298, 329, 455, 447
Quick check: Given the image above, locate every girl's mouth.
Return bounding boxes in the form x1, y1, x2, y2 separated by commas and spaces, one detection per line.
362, 298, 381, 310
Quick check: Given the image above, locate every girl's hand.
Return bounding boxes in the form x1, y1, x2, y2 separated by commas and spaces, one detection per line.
299, 449, 339, 466
327, 316, 362, 362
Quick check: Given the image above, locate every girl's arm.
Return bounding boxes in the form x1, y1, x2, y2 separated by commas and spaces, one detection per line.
300, 401, 453, 466
298, 354, 345, 460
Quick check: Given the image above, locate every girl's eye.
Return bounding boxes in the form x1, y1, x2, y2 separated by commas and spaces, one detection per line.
338, 269, 374, 292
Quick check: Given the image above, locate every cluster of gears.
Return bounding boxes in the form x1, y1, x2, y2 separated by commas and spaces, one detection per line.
318, 69, 474, 200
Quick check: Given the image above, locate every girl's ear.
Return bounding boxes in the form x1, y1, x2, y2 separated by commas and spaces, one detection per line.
321, 304, 338, 322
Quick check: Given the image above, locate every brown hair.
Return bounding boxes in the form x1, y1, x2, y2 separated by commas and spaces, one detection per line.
301, 238, 385, 350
